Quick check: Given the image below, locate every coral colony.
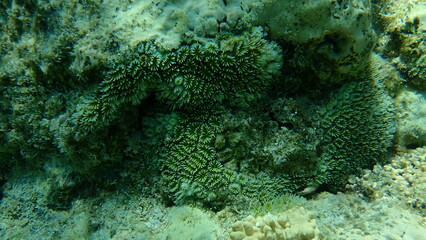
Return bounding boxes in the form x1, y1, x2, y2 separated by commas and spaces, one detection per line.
1, 0, 425, 239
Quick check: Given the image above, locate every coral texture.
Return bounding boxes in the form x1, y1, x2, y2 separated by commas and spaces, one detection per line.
376, 1, 426, 90
395, 90, 426, 149
0, 0, 425, 239
308, 192, 426, 239
228, 206, 320, 240
78, 28, 281, 126
160, 112, 234, 205
349, 147, 426, 213
0, 0, 397, 209
252, 0, 376, 86
318, 80, 396, 190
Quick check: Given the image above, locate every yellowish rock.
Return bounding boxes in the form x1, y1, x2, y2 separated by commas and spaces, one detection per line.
228, 207, 320, 240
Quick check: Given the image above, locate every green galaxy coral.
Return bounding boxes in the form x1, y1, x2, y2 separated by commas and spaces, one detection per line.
318, 79, 396, 190
0, 0, 401, 211
76, 28, 281, 131
73, 29, 281, 143
73, 28, 283, 206
161, 112, 234, 205
145, 76, 397, 206
142, 106, 313, 207
155, 33, 282, 109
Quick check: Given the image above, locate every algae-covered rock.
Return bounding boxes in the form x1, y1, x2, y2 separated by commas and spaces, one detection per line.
395, 90, 426, 149
375, 0, 426, 91
252, 0, 376, 86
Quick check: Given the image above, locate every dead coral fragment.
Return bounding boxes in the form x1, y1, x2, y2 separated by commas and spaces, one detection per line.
228, 206, 320, 240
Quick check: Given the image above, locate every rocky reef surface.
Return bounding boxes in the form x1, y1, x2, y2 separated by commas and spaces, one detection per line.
0, 0, 425, 239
